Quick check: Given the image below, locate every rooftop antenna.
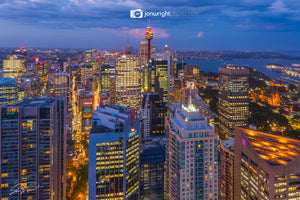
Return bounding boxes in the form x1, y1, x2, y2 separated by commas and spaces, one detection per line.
181, 54, 183, 70
148, 18, 151, 27
127, 29, 129, 45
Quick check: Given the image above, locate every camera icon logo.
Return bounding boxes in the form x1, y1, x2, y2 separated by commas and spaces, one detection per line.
130, 9, 143, 18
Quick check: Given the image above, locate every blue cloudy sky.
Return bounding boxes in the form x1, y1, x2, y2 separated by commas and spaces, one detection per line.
0, 0, 300, 50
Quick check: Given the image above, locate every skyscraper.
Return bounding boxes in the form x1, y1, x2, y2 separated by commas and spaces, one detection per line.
55, 71, 70, 103
12, 47, 27, 66
115, 51, 141, 110
0, 78, 17, 105
182, 82, 210, 118
88, 105, 139, 200
153, 53, 171, 106
167, 101, 219, 200
234, 127, 300, 200
219, 139, 234, 200
184, 65, 201, 87
80, 64, 94, 86
139, 41, 156, 65
0, 98, 66, 200
85, 49, 94, 63
218, 65, 249, 140
100, 65, 115, 92
3, 55, 26, 79
139, 93, 166, 200
79, 90, 94, 140
140, 93, 165, 138
109, 75, 116, 105
140, 140, 166, 200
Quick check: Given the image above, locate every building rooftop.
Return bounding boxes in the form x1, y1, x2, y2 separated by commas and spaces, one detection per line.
0, 77, 16, 85
242, 128, 300, 166
14, 97, 62, 108
91, 105, 135, 133
222, 139, 235, 149
90, 125, 115, 134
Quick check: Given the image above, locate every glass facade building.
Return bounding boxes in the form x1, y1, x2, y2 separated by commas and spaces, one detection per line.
0, 78, 17, 105
100, 65, 115, 92
218, 65, 249, 140
88, 105, 139, 200
115, 53, 141, 111
54, 72, 70, 103
140, 145, 166, 200
0, 98, 66, 200
140, 93, 165, 138
3, 55, 26, 79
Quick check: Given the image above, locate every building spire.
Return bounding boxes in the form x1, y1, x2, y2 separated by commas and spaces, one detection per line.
127, 29, 129, 45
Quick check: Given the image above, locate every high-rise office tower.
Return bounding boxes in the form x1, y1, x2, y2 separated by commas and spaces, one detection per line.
3, 55, 26, 79
140, 139, 166, 200
139, 41, 156, 65
79, 90, 94, 140
33, 61, 49, 89
0, 98, 66, 200
234, 127, 300, 200
12, 47, 27, 66
17, 73, 40, 100
88, 105, 139, 200
0, 78, 17, 105
184, 65, 201, 87
115, 51, 141, 110
153, 53, 171, 105
219, 139, 234, 200
100, 65, 115, 92
167, 101, 219, 200
80, 64, 94, 86
139, 93, 166, 200
218, 65, 249, 140
140, 93, 165, 138
55, 71, 70, 103
85, 49, 94, 63
109, 76, 116, 105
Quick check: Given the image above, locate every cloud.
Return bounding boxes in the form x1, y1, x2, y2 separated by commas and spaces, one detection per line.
0, 0, 299, 32
269, 0, 290, 14
196, 32, 204, 39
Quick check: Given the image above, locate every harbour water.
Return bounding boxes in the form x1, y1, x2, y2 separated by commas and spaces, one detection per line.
185, 58, 300, 79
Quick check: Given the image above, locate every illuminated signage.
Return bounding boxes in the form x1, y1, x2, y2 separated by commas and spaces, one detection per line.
242, 139, 246, 146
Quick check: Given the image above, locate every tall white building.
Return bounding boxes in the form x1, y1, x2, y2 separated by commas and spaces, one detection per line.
167, 99, 219, 200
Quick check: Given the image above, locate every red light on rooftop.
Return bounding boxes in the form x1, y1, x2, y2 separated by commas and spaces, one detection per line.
20, 46, 24, 50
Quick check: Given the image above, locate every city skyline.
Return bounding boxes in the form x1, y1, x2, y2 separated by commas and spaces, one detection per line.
0, 0, 300, 50
1, 2, 300, 199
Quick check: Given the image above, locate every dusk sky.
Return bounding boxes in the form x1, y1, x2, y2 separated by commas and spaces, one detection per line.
1, 0, 300, 50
